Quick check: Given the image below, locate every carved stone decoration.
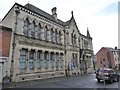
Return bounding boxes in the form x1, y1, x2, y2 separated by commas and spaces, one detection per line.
17, 35, 64, 50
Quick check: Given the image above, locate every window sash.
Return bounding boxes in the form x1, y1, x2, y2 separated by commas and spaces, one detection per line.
19, 49, 26, 70
44, 27, 47, 40
36, 52, 40, 68
29, 51, 34, 70
31, 23, 35, 37
43, 53, 47, 68
24, 19, 29, 35
37, 25, 40, 38
49, 53, 53, 68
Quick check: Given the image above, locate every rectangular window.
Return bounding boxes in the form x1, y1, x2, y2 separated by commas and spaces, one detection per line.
49, 53, 53, 68
37, 51, 41, 69
29, 50, 34, 70
19, 49, 27, 70
54, 54, 57, 67
75, 54, 78, 67
54, 54, 58, 68
43, 53, 47, 68
56, 54, 58, 68
59, 54, 62, 68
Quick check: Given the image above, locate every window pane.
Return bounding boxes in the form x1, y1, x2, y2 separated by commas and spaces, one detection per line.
49, 53, 53, 68
31, 22, 35, 37
44, 26, 47, 40
37, 52, 40, 68
43, 53, 47, 68
37, 25, 40, 38
29, 50, 34, 70
19, 49, 26, 70
24, 19, 29, 35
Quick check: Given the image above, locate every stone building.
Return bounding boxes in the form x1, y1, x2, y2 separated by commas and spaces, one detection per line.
1, 3, 93, 82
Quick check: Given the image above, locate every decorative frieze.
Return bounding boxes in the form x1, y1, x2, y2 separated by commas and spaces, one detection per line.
17, 35, 64, 50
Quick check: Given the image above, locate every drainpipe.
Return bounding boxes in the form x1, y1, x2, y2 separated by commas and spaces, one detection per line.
10, 6, 20, 82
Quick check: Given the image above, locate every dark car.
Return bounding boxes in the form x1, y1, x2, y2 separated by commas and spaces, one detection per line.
96, 68, 119, 84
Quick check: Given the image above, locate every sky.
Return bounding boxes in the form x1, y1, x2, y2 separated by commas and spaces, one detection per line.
0, 0, 119, 54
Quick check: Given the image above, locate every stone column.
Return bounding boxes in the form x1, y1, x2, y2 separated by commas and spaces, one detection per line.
26, 49, 30, 73
34, 50, 37, 72
16, 48, 21, 74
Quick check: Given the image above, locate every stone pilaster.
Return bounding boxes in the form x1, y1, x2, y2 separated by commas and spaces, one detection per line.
16, 47, 21, 74
41, 50, 45, 71
34, 50, 37, 72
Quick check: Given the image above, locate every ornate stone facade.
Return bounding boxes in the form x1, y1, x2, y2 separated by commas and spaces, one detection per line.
1, 3, 94, 82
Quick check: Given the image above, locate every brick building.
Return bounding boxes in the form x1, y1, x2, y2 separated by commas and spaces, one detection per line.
96, 47, 120, 69
0, 26, 12, 83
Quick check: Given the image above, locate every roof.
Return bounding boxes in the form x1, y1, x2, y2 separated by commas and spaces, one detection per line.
87, 27, 91, 37
96, 47, 120, 55
24, 3, 66, 26
0, 25, 12, 32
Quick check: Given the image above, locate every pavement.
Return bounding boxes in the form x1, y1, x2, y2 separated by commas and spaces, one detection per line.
2, 74, 89, 88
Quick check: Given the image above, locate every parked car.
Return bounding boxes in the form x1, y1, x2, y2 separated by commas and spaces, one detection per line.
96, 68, 119, 84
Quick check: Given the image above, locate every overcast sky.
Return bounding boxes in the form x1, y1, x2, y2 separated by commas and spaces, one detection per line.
0, 0, 119, 54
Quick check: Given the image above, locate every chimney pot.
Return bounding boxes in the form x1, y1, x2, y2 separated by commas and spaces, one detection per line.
51, 7, 57, 20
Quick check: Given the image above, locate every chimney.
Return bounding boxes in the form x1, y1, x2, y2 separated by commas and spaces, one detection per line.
115, 47, 117, 49
51, 7, 57, 20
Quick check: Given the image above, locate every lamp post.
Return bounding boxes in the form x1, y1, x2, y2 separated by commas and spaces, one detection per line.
10, 6, 20, 82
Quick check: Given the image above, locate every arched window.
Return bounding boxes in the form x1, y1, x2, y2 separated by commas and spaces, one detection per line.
53, 30, 57, 43
50, 28, 53, 42
24, 18, 29, 35
36, 24, 41, 39
71, 33, 73, 44
58, 31, 61, 44
55, 30, 57, 43
31, 21, 35, 37
44, 26, 47, 40
74, 34, 76, 45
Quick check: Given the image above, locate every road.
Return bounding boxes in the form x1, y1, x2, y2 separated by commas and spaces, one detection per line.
11, 74, 119, 89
